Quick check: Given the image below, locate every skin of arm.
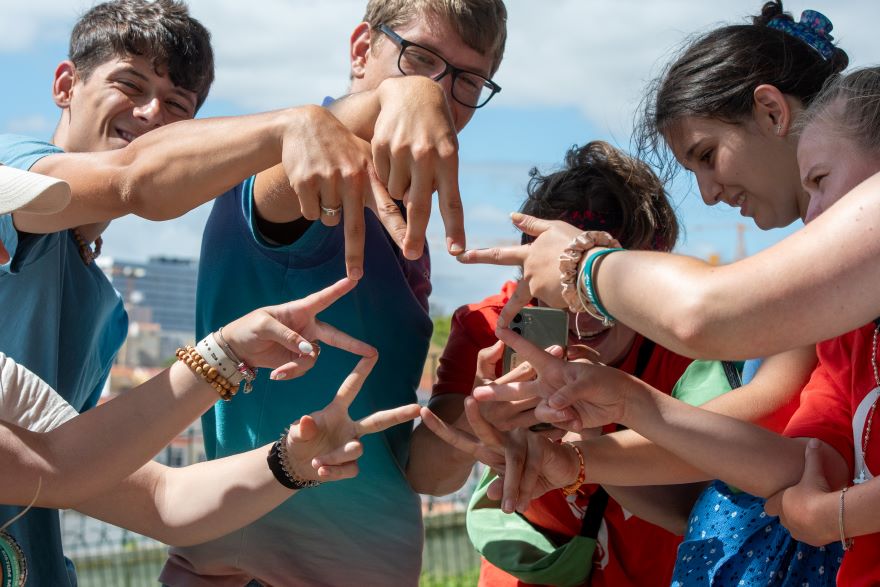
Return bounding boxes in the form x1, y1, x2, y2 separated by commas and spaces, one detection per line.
407, 392, 474, 495
0, 364, 218, 508
250, 76, 462, 276
0, 279, 368, 508
577, 346, 816, 486
4, 354, 419, 546
471, 328, 847, 506
603, 483, 708, 536
593, 170, 880, 359
73, 449, 293, 547
461, 170, 880, 359
407, 334, 551, 496
15, 106, 325, 234
588, 375, 850, 499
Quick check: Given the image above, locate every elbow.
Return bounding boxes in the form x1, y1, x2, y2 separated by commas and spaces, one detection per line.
665, 287, 726, 360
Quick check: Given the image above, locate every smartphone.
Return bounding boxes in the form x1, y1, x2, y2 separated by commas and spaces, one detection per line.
501, 307, 568, 374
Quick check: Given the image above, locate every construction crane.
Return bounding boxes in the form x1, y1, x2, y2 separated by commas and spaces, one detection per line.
684, 222, 748, 265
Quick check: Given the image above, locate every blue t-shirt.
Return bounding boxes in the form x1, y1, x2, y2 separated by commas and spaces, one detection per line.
163, 178, 431, 586
0, 134, 129, 586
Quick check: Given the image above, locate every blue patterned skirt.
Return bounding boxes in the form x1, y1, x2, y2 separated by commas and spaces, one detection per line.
671, 481, 843, 586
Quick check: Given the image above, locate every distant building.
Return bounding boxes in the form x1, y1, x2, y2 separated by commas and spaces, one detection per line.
99, 256, 198, 366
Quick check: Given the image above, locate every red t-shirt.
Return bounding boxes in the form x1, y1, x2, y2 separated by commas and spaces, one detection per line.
784, 322, 880, 587
433, 282, 694, 587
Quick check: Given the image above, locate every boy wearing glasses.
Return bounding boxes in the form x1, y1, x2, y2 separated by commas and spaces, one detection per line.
163, 1, 507, 585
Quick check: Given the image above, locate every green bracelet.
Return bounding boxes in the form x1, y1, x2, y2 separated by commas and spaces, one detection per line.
581, 248, 625, 325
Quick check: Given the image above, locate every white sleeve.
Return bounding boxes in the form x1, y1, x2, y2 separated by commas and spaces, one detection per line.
0, 352, 78, 432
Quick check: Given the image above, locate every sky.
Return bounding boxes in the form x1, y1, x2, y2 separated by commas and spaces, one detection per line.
0, 0, 873, 315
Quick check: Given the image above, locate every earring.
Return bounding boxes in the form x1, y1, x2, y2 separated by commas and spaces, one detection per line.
775, 123, 783, 136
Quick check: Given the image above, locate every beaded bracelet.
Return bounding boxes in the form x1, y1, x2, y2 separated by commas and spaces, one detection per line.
580, 248, 625, 326
561, 443, 586, 496
176, 346, 237, 401
558, 231, 619, 314
839, 486, 854, 551
266, 427, 321, 490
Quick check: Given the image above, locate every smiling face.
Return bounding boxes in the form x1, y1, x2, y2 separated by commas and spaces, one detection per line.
666, 115, 806, 229
52, 54, 198, 153
799, 113, 880, 223
350, 14, 496, 132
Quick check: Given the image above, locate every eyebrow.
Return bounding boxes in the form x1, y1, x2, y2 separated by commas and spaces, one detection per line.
408, 36, 491, 78
684, 138, 706, 163
115, 65, 196, 106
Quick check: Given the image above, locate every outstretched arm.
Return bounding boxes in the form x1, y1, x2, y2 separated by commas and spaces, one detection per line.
0, 279, 371, 508
18, 108, 331, 234
488, 328, 850, 499
74, 355, 419, 546
458, 170, 880, 359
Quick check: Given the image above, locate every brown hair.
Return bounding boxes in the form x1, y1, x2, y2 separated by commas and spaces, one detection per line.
70, 0, 214, 111
799, 67, 880, 156
636, 0, 848, 179
520, 141, 679, 252
363, 0, 507, 75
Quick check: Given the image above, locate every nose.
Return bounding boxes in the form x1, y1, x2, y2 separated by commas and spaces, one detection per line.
133, 97, 165, 128
804, 196, 822, 223
695, 172, 723, 207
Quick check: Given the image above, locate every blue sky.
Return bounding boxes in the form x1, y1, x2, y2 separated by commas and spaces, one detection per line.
1, 0, 871, 314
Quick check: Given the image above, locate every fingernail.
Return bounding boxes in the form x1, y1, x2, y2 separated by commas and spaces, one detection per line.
271, 372, 287, 380
502, 499, 515, 513
349, 267, 363, 281
807, 438, 820, 449
448, 240, 463, 255
497, 317, 507, 329
298, 341, 314, 355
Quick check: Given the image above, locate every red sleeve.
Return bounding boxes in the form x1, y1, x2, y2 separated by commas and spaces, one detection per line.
432, 303, 502, 397
783, 352, 855, 475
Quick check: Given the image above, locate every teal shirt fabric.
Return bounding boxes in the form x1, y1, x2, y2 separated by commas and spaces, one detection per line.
0, 134, 129, 586
164, 177, 431, 586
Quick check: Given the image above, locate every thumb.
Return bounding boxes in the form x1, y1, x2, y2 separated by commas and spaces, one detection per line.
290, 415, 319, 443
801, 438, 828, 489
510, 212, 552, 237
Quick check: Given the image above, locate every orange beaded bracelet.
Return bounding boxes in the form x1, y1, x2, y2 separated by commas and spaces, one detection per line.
176, 345, 237, 401
561, 443, 586, 496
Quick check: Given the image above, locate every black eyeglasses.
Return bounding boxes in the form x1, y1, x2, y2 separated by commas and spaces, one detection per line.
377, 24, 501, 109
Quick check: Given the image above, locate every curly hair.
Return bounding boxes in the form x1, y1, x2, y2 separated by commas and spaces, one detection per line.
520, 141, 678, 252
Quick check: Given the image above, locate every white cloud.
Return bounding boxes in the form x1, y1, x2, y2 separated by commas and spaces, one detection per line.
3, 0, 871, 134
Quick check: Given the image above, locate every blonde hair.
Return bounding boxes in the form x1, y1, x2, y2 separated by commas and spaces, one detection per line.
800, 66, 880, 155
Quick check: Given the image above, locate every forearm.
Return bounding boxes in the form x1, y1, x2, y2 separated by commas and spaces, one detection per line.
579, 429, 711, 486
604, 483, 707, 535
407, 393, 475, 495
76, 449, 294, 546
838, 477, 880, 539
596, 171, 880, 358
407, 423, 476, 495
42, 362, 217, 507
622, 386, 808, 497
19, 108, 311, 233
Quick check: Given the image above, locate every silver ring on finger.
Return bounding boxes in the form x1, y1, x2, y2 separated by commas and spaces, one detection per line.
320, 204, 342, 217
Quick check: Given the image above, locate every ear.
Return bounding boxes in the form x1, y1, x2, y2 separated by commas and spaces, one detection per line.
52, 61, 78, 109
753, 84, 794, 137
350, 22, 372, 80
